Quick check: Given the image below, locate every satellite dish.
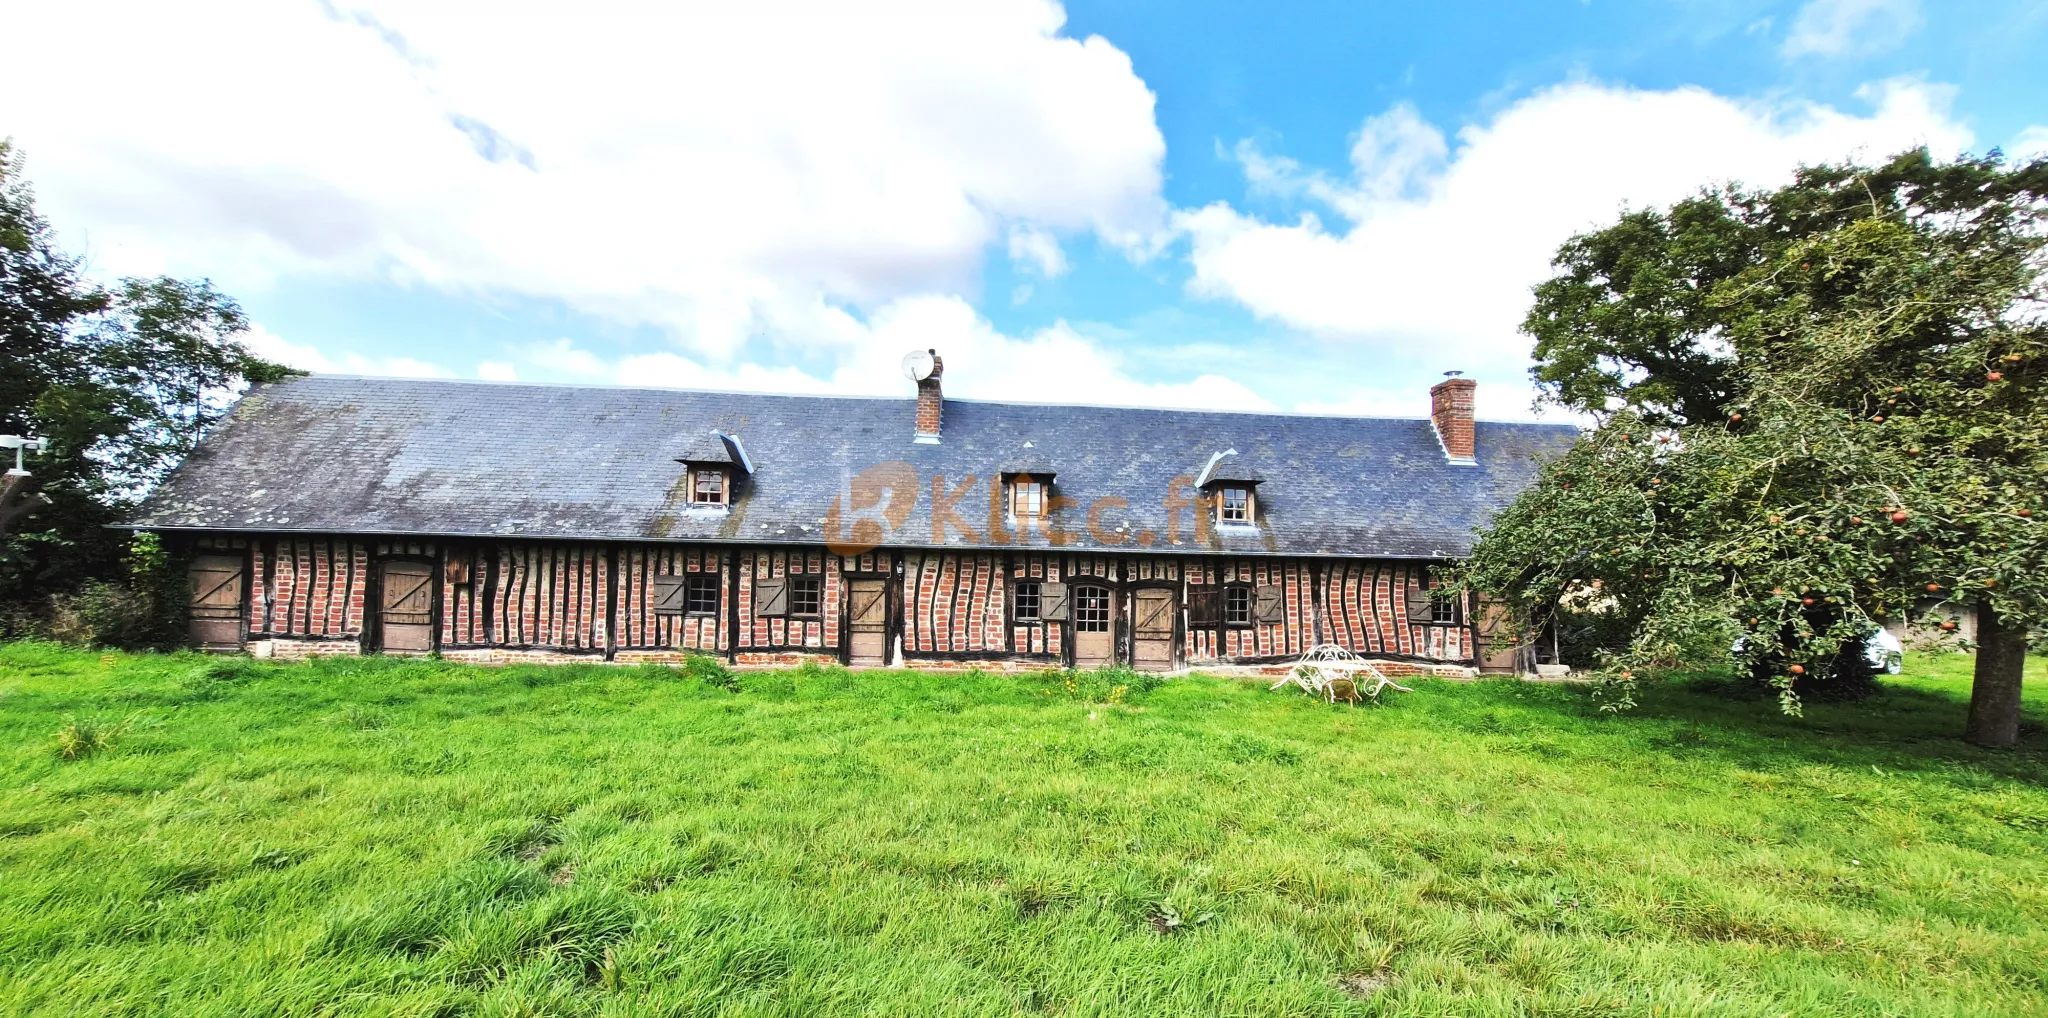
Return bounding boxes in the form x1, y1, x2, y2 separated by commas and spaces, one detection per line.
901, 349, 936, 382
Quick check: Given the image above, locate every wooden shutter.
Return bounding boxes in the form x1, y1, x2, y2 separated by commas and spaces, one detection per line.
653, 574, 686, 616
1405, 587, 1436, 622
1186, 585, 1220, 625
753, 576, 789, 617
1255, 584, 1285, 624
1038, 581, 1069, 621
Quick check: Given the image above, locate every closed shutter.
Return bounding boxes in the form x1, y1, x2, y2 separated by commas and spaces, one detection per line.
1405, 587, 1435, 622
1186, 585, 1220, 625
653, 574, 686, 616
753, 576, 789, 617
1038, 581, 1069, 621
1255, 584, 1285, 624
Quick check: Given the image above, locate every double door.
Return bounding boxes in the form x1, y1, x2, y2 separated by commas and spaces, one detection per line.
1069, 584, 1179, 672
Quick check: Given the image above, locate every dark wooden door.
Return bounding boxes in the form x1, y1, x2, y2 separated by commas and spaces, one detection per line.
378, 560, 435, 653
847, 578, 888, 668
188, 554, 245, 650
1072, 584, 1114, 668
1131, 588, 1176, 672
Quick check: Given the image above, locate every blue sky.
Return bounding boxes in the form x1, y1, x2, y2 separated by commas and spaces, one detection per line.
8, 0, 2045, 421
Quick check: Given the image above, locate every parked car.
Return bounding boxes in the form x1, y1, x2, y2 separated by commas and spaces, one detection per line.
1865, 627, 1904, 675
1733, 628, 1903, 675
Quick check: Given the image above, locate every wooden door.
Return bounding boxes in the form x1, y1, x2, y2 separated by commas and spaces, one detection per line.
847, 578, 888, 668
188, 554, 245, 650
378, 560, 435, 653
1475, 599, 1522, 674
1131, 588, 1176, 672
1071, 583, 1114, 668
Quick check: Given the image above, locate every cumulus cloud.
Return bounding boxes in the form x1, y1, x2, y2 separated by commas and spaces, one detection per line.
491, 295, 1273, 410
240, 324, 453, 379
1175, 77, 1974, 379
1007, 224, 1070, 278
4, 0, 1165, 363
2012, 125, 2048, 160
1781, 0, 1922, 58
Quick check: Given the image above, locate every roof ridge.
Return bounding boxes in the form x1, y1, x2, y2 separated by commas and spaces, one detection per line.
283, 373, 1579, 429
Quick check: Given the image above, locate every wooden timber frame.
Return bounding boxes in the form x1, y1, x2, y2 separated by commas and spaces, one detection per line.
164, 531, 1481, 670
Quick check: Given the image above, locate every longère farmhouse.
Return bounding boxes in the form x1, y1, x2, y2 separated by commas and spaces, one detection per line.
130, 352, 1576, 675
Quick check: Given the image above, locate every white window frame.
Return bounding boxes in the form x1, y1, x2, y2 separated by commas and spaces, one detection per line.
1217, 486, 1253, 525
1011, 479, 1046, 519
692, 467, 727, 506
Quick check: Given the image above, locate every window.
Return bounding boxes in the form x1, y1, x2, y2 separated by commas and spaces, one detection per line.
1013, 580, 1041, 621
693, 468, 727, 505
789, 575, 822, 617
1218, 486, 1252, 524
1073, 585, 1111, 632
685, 573, 720, 615
1408, 584, 1462, 626
1432, 592, 1461, 626
1011, 479, 1045, 518
1223, 585, 1253, 626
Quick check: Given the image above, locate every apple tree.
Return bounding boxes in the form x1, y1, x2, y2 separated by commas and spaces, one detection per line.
1461, 148, 2048, 747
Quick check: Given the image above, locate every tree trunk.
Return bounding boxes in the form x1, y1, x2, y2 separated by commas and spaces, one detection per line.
1965, 603, 2026, 749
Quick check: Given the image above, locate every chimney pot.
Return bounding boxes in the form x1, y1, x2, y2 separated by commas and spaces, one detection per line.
914, 349, 944, 443
1430, 374, 1477, 464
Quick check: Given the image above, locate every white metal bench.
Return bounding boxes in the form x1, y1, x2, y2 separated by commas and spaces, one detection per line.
1272, 644, 1415, 703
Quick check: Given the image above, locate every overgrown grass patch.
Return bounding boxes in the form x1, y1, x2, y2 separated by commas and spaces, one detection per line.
0, 641, 2042, 1016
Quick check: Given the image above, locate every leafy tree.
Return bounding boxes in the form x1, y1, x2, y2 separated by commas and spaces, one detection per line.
0, 140, 290, 627
1465, 148, 2048, 748
1527, 149, 2048, 426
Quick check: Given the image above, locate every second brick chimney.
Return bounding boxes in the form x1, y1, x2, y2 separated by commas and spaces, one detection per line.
913, 350, 945, 444
1430, 373, 1477, 465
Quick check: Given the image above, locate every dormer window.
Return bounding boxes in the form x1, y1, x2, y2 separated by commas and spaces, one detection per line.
1002, 470, 1054, 521
1012, 479, 1045, 518
1219, 486, 1252, 524
677, 429, 751, 511
1194, 450, 1262, 529
692, 468, 727, 505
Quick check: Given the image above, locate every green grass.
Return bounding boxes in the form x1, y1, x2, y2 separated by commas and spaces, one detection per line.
0, 645, 2043, 1018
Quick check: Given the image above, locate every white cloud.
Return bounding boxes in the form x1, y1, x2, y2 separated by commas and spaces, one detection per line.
3, 0, 1165, 362
2011, 125, 2048, 160
1781, 0, 1921, 58
1175, 78, 1974, 380
240, 324, 453, 378
1007, 224, 1070, 278
487, 295, 1273, 411
476, 361, 520, 382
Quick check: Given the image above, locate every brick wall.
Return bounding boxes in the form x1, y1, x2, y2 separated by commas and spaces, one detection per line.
187, 533, 1475, 670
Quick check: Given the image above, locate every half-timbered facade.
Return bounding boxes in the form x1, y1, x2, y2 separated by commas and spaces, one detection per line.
136, 353, 1577, 675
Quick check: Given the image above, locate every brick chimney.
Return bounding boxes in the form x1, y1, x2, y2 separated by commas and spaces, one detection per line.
913, 350, 945, 444
1430, 372, 1477, 465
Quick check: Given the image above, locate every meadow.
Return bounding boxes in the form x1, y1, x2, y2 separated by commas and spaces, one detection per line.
0, 643, 2043, 1017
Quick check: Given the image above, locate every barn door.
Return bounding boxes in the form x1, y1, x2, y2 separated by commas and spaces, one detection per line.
1475, 599, 1522, 674
188, 554, 246, 650
377, 560, 436, 653
847, 578, 888, 668
1131, 588, 1176, 672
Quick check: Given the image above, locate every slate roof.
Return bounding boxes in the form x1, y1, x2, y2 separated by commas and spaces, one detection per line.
128, 374, 1580, 560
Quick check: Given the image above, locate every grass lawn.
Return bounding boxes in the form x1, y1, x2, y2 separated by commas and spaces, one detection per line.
0, 645, 2043, 1018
